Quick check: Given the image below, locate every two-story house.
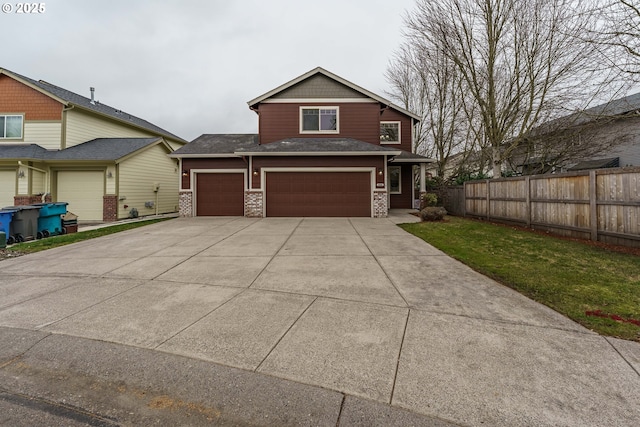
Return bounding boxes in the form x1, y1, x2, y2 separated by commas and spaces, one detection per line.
0, 67, 187, 222
171, 67, 433, 217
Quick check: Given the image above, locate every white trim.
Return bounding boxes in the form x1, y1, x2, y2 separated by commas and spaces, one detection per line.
169, 153, 240, 158
299, 106, 339, 134
261, 98, 377, 104
380, 121, 401, 145
260, 167, 376, 217
389, 165, 402, 195
191, 168, 247, 217
0, 114, 24, 139
234, 151, 402, 157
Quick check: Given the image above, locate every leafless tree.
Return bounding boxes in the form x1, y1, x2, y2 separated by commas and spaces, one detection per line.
598, 0, 640, 76
386, 19, 473, 181
390, 0, 624, 178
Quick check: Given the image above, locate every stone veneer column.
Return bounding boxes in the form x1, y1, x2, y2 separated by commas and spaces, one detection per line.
179, 191, 193, 217
373, 191, 388, 218
244, 190, 263, 218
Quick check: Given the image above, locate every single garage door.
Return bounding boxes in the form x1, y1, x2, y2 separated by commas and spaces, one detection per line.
266, 171, 371, 217
57, 171, 104, 221
196, 173, 244, 216
0, 170, 16, 208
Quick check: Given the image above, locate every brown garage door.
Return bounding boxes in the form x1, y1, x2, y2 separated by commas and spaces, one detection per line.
266, 172, 371, 217
196, 173, 244, 216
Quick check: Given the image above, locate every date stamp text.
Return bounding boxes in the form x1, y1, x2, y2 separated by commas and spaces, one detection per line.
2, 3, 46, 14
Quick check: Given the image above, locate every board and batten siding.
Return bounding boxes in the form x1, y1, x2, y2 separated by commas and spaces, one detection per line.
117, 144, 179, 219
64, 109, 152, 148
23, 122, 63, 149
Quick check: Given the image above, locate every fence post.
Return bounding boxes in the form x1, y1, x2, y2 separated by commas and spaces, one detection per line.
525, 176, 531, 227
589, 170, 597, 241
485, 179, 490, 219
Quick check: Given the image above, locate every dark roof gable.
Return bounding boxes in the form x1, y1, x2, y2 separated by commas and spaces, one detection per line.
247, 67, 421, 121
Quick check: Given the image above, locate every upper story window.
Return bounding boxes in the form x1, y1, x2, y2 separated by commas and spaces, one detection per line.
300, 107, 339, 133
0, 115, 23, 139
380, 121, 401, 144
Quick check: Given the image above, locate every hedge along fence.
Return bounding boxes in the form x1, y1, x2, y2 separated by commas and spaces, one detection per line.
460, 167, 640, 248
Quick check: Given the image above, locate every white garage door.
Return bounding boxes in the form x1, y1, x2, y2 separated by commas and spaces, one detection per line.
57, 171, 104, 221
0, 170, 17, 208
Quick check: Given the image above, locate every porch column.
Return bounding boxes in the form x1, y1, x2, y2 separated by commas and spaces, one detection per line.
419, 163, 426, 193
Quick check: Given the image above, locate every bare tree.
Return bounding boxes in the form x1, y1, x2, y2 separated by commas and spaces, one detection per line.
394, 0, 622, 178
386, 20, 471, 180
599, 0, 640, 76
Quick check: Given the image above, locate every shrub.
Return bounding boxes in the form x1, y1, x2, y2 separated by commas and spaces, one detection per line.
420, 206, 447, 221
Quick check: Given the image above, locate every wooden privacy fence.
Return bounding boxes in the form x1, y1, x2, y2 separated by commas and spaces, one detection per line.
459, 167, 640, 248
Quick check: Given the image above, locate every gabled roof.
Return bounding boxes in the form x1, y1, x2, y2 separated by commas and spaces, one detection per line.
0, 144, 50, 160
389, 150, 435, 164
0, 138, 168, 162
234, 137, 402, 156
47, 138, 168, 161
170, 134, 259, 158
247, 67, 421, 121
0, 67, 187, 144
567, 157, 620, 171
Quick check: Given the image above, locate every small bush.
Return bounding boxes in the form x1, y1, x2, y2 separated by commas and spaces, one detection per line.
420, 206, 447, 221
420, 192, 439, 209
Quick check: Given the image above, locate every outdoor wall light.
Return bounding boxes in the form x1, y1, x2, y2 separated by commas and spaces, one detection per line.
107, 171, 113, 179
182, 170, 189, 177
378, 169, 384, 176
17, 170, 25, 178
253, 169, 259, 176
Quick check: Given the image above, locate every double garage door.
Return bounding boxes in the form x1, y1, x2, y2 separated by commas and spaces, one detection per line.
196, 171, 371, 217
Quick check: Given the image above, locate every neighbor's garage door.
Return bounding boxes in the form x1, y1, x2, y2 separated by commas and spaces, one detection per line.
196, 173, 244, 216
57, 171, 104, 221
0, 170, 16, 208
266, 172, 371, 217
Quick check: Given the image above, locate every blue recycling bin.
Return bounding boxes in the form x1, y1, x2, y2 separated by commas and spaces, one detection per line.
2, 205, 40, 243
32, 202, 68, 238
0, 208, 18, 245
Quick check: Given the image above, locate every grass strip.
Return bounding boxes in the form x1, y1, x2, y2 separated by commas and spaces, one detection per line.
400, 216, 640, 341
5, 217, 173, 255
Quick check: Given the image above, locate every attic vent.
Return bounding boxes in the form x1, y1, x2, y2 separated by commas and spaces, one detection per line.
90, 87, 95, 104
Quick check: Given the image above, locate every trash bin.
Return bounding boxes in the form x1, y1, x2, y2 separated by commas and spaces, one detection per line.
3, 205, 40, 243
33, 202, 68, 238
0, 208, 18, 245
62, 211, 78, 234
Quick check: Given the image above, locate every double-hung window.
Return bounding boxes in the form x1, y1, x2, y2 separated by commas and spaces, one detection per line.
0, 115, 23, 139
380, 121, 400, 144
300, 107, 338, 133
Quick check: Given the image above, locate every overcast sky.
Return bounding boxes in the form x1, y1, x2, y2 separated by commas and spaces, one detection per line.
2, 0, 416, 141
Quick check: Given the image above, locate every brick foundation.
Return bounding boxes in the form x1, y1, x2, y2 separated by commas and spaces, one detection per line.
245, 190, 263, 218
179, 191, 193, 217
103, 195, 118, 222
373, 191, 388, 218
13, 195, 46, 206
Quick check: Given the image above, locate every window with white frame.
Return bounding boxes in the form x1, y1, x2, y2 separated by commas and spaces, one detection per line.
380, 121, 400, 144
389, 166, 401, 194
300, 107, 338, 133
0, 115, 23, 139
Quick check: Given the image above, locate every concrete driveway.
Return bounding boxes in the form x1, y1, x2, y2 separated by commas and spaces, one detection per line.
0, 214, 638, 426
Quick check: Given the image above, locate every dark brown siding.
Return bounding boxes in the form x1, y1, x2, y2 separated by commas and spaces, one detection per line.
266, 172, 371, 217
0, 75, 63, 120
196, 173, 244, 216
380, 109, 413, 152
252, 156, 385, 189
390, 164, 415, 209
258, 103, 380, 144
182, 158, 247, 189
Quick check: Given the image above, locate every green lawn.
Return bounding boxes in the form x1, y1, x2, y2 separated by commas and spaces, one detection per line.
4, 217, 173, 255
401, 216, 640, 341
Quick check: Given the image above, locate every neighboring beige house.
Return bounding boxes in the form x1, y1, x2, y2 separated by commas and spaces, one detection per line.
0, 67, 186, 221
